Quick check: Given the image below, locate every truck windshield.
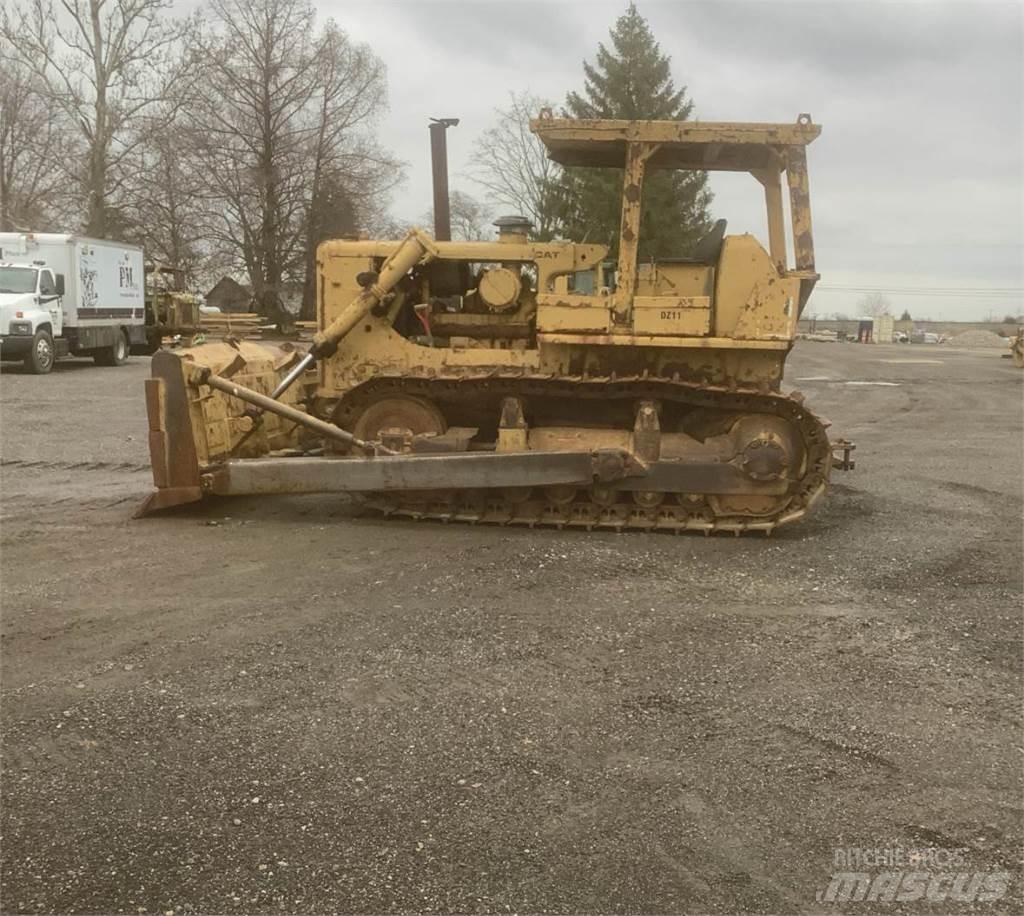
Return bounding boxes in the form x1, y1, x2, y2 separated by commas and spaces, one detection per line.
0, 266, 38, 294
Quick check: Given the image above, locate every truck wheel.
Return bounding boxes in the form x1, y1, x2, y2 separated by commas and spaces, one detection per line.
24, 329, 55, 374
95, 330, 130, 366
142, 330, 162, 355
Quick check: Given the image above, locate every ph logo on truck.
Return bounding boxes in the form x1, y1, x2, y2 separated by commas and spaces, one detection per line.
119, 254, 139, 291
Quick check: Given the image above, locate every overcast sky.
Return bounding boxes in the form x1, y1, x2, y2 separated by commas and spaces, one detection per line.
217, 0, 1024, 320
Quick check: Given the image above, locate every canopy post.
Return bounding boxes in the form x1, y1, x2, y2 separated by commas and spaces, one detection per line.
615, 141, 659, 324
785, 146, 815, 271
753, 167, 788, 273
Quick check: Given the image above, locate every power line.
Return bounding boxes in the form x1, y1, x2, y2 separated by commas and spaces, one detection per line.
816, 285, 1021, 299
818, 285, 1022, 292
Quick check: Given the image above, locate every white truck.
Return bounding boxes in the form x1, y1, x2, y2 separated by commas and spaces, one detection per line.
0, 233, 147, 374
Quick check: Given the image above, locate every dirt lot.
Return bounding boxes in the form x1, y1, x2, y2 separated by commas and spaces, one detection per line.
1, 343, 1021, 914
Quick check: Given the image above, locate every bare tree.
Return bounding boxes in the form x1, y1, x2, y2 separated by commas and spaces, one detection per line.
469, 91, 561, 240
857, 291, 892, 317
186, 0, 325, 321
421, 190, 492, 241
132, 111, 207, 281
366, 212, 413, 240
1, 0, 190, 237
300, 19, 402, 317
0, 55, 69, 230
186, 1, 402, 321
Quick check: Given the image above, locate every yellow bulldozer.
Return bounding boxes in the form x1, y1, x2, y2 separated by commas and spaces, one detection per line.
138, 112, 853, 533
1010, 329, 1024, 368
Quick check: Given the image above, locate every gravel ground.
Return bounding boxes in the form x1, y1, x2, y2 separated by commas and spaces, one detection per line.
1, 342, 1021, 914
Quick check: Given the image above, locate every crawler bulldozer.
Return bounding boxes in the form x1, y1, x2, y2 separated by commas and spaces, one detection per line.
139, 112, 852, 533
1010, 329, 1024, 368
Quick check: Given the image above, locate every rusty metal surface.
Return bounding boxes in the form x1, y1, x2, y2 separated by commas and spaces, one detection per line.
136, 351, 202, 516
207, 451, 793, 499
536, 333, 790, 349
530, 114, 820, 171
349, 395, 446, 444
785, 145, 815, 272
831, 439, 857, 471
185, 363, 391, 456
615, 461, 789, 495
134, 484, 204, 518
615, 141, 658, 321
361, 483, 824, 535
209, 451, 600, 495
428, 118, 458, 241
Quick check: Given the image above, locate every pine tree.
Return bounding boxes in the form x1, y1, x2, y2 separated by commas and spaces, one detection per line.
556, 3, 712, 259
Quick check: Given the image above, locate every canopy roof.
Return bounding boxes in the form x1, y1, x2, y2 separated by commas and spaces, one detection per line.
530, 116, 820, 172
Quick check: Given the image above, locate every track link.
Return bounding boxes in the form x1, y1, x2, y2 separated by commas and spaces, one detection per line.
362, 484, 828, 535
333, 372, 833, 535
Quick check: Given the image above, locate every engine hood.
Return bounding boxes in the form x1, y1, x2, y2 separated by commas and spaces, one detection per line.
0, 292, 37, 313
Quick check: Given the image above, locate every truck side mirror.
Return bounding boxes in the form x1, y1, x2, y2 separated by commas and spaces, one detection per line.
56, 274, 65, 296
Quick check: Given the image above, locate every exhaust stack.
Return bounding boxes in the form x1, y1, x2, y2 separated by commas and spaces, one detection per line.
494, 215, 533, 244
428, 117, 459, 241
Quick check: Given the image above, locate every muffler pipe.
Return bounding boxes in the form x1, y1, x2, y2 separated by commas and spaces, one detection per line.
429, 117, 459, 241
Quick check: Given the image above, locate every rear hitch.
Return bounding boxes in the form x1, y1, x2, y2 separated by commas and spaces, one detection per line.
831, 438, 856, 471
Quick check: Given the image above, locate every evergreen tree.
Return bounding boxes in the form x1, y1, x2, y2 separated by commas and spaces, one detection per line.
301, 174, 358, 319
556, 3, 712, 259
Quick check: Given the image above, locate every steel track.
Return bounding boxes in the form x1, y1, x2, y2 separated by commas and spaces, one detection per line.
330, 372, 832, 535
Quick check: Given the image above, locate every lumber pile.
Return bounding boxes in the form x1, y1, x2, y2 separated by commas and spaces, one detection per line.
156, 312, 317, 347
199, 312, 266, 335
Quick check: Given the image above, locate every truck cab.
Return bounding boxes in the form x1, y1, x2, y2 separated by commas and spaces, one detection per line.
0, 262, 66, 372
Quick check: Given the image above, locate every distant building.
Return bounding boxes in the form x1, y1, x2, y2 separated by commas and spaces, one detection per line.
204, 276, 308, 318
205, 277, 252, 313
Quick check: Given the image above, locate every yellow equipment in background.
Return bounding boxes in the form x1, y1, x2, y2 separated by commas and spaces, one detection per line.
138, 113, 852, 533
143, 262, 202, 351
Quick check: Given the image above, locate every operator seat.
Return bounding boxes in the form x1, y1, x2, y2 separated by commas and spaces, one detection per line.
656, 219, 728, 266
689, 219, 727, 263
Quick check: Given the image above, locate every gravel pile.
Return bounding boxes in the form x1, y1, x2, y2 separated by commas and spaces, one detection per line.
949, 329, 1009, 348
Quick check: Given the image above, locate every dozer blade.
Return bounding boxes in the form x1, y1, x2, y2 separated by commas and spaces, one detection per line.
137, 340, 329, 517
136, 350, 203, 517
